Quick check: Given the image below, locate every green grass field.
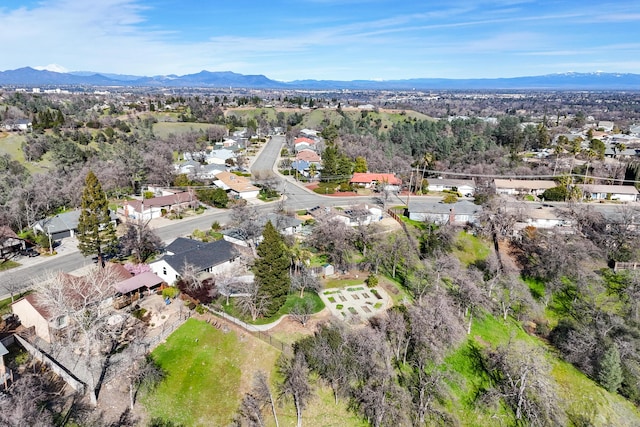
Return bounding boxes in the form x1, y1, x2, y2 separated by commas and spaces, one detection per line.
144, 317, 368, 427
152, 122, 220, 139
442, 313, 640, 426
452, 231, 491, 266
0, 132, 51, 173
144, 318, 279, 426
220, 292, 325, 325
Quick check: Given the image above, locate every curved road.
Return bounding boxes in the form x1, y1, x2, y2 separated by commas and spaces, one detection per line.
0, 136, 387, 298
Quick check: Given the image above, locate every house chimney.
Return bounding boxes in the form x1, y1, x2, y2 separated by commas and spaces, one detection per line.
449, 207, 455, 224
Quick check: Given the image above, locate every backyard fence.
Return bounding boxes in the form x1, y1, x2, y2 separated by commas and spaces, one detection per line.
614, 262, 640, 272
203, 306, 293, 356
14, 334, 85, 394
146, 310, 192, 350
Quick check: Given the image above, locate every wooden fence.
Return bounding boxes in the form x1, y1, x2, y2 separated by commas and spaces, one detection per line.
614, 262, 640, 272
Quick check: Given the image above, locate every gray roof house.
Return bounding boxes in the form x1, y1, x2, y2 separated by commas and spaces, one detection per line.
407, 200, 483, 225
222, 213, 303, 247
33, 210, 118, 240
150, 238, 240, 284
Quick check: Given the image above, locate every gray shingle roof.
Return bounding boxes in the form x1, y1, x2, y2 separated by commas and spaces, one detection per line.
162, 239, 238, 274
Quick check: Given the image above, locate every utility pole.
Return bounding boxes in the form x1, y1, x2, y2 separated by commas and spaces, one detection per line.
46, 226, 53, 254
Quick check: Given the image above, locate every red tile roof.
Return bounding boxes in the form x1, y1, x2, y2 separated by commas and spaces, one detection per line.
350, 173, 402, 185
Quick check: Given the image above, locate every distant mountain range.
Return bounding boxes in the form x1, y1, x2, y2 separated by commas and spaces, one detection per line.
1, 67, 639, 90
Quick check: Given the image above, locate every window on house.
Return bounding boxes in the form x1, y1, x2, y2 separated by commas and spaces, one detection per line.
55, 315, 67, 328
163, 267, 167, 275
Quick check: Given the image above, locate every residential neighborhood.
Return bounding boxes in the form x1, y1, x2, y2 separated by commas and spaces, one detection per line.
1, 84, 640, 426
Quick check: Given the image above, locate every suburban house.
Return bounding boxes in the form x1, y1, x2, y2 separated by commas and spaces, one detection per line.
207, 149, 236, 165
222, 213, 303, 246
406, 200, 483, 225
578, 184, 639, 202
494, 179, 557, 196
308, 204, 384, 226
12, 264, 130, 343
514, 205, 572, 232
213, 171, 260, 199
12, 293, 67, 343
291, 160, 311, 176
121, 190, 198, 220
33, 209, 118, 240
0, 226, 26, 258
300, 128, 319, 138
296, 149, 322, 164
293, 137, 316, 152
3, 118, 32, 131
150, 238, 241, 284
350, 173, 402, 192
427, 178, 476, 196
175, 161, 227, 180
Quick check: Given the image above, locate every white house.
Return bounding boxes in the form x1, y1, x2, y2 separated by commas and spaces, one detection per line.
121, 191, 198, 220
494, 179, 557, 196
150, 238, 240, 284
213, 171, 260, 199
407, 200, 483, 225
578, 184, 639, 202
427, 178, 476, 196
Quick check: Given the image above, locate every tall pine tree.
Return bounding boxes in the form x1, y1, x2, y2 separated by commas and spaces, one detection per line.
253, 221, 290, 317
77, 171, 117, 267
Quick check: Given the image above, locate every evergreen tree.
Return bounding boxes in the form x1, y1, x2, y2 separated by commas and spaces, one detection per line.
598, 345, 623, 393
77, 171, 117, 267
253, 221, 290, 316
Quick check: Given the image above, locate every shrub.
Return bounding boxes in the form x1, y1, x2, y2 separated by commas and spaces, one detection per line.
336, 304, 344, 309
162, 287, 179, 299
365, 275, 379, 288
442, 193, 458, 204
195, 304, 207, 314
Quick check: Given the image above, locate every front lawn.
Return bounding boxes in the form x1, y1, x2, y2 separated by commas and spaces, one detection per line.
0, 260, 20, 272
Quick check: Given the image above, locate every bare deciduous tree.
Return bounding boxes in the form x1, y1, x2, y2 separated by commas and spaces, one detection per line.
0, 370, 61, 427
482, 341, 565, 426
278, 352, 312, 427
290, 266, 321, 299
236, 280, 269, 321
119, 218, 163, 263
34, 265, 129, 405
289, 300, 315, 327
237, 370, 279, 427
230, 204, 263, 258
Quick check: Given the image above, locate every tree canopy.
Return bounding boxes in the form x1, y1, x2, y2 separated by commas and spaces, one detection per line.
77, 170, 117, 266
253, 221, 291, 316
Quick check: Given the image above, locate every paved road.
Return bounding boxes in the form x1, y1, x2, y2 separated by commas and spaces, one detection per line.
251, 134, 284, 179
0, 136, 386, 298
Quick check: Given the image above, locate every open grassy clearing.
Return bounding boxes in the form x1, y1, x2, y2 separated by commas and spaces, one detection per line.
220, 292, 325, 325
144, 317, 368, 427
152, 122, 220, 139
452, 231, 491, 266
443, 313, 640, 426
144, 318, 279, 427
0, 132, 51, 173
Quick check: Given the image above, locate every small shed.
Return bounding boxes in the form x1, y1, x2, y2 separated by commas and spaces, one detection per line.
323, 264, 335, 276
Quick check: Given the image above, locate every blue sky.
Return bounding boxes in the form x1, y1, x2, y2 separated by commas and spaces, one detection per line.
1, 0, 639, 81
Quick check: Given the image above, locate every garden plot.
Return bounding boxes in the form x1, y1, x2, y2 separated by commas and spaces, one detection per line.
320, 285, 389, 322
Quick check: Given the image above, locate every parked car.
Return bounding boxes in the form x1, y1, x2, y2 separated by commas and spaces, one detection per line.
21, 248, 39, 257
